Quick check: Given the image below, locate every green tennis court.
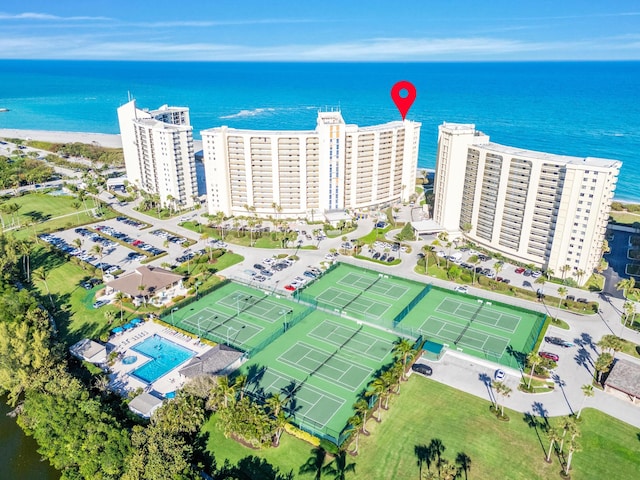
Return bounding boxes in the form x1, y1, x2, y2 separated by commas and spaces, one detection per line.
164, 282, 307, 352
241, 309, 399, 440
397, 286, 545, 369
296, 263, 426, 327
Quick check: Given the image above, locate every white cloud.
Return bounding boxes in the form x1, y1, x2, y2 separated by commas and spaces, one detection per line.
0, 11, 111, 21
0, 34, 638, 61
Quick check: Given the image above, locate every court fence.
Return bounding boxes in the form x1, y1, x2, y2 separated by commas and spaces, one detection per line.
392, 283, 432, 327
246, 302, 317, 359
157, 279, 231, 319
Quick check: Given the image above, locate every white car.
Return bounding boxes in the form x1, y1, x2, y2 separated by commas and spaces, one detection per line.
454, 286, 469, 294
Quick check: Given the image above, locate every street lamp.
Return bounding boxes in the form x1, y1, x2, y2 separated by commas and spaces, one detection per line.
171, 307, 178, 324
197, 316, 203, 338
225, 325, 235, 345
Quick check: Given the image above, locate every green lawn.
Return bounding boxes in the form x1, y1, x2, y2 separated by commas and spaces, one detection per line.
201, 376, 640, 479
2, 192, 116, 240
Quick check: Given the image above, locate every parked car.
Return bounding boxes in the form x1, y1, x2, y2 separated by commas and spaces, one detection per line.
454, 286, 469, 294
539, 351, 559, 362
515, 267, 525, 274
545, 336, 573, 348
566, 295, 576, 301
576, 298, 588, 303
494, 369, 506, 380
284, 284, 296, 291
92, 299, 110, 309
411, 363, 433, 376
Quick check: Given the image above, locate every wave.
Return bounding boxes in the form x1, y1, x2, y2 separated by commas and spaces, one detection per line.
219, 105, 319, 119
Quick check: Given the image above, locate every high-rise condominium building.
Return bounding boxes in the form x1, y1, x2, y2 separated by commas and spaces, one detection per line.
202, 111, 420, 219
117, 99, 198, 210
433, 123, 621, 285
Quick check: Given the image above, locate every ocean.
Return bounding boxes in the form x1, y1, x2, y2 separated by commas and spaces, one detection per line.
0, 60, 639, 201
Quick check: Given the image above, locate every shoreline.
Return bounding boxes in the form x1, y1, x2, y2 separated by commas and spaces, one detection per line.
0, 128, 123, 149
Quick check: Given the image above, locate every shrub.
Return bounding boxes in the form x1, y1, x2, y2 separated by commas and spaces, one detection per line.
172, 295, 185, 303
319, 438, 340, 455
284, 424, 320, 446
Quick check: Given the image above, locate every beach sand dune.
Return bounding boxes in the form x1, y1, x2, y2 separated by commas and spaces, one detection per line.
0, 129, 122, 149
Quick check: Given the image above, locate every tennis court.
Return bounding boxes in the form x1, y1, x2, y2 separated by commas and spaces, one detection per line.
242, 309, 399, 441
397, 286, 545, 368
165, 282, 308, 352
297, 263, 426, 327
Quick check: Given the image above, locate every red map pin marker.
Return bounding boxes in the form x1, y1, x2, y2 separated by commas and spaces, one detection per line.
391, 80, 416, 120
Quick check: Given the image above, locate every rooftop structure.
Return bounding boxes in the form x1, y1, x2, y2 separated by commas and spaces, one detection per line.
604, 358, 640, 405
128, 392, 164, 418
70, 339, 107, 364
105, 266, 184, 305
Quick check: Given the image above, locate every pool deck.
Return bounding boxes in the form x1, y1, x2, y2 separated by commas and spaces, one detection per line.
107, 320, 212, 397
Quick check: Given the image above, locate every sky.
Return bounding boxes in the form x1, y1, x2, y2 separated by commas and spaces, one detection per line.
1, 1, 639, 61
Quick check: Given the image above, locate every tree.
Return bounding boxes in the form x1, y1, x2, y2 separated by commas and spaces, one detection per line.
104, 309, 116, 325
72, 237, 83, 250
575, 268, 586, 285
526, 351, 542, 390
577, 384, 594, 419
366, 377, 387, 421
469, 255, 480, 285
545, 268, 555, 281
615, 277, 635, 299
353, 398, 370, 435
114, 291, 126, 323
597, 334, 624, 359
561, 264, 572, 282
437, 459, 459, 480
494, 261, 503, 279
32, 266, 55, 309
71, 200, 82, 224
623, 301, 636, 327
392, 337, 415, 379
492, 380, 512, 418
564, 438, 582, 476
594, 352, 614, 383
428, 438, 446, 474
545, 425, 562, 463
346, 414, 363, 454
557, 286, 568, 315
558, 415, 578, 453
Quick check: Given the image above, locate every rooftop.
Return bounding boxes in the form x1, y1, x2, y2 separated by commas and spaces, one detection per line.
106, 266, 183, 298
179, 344, 243, 378
605, 358, 640, 399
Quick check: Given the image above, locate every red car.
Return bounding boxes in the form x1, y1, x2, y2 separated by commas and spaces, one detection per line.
284, 285, 296, 291
515, 267, 526, 274
539, 351, 559, 362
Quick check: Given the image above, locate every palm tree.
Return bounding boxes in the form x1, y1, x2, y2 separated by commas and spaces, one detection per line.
615, 277, 636, 299
470, 255, 480, 285
322, 450, 356, 480
216, 376, 236, 409
561, 264, 572, 282
104, 309, 116, 325
428, 438, 446, 474
557, 286, 568, 315
526, 351, 542, 390
32, 266, 55, 309
545, 268, 555, 281
623, 301, 636, 327
72, 237, 83, 250
492, 380, 512, 418
575, 268, 586, 285
234, 374, 248, 400
352, 399, 370, 435
437, 459, 458, 480
18, 240, 31, 282
114, 291, 126, 323
564, 438, 582, 476
272, 410, 288, 447
494, 261, 503, 279
346, 414, 363, 455
71, 200, 82, 224
545, 425, 562, 463
577, 384, 594, 419
594, 352, 614, 383
558, 416, 578, 452
366, 378, 387, 421
392, 338, 414, 379
597, 334, 624, 359
431, 240, 442, 268
265, 393, 287, 417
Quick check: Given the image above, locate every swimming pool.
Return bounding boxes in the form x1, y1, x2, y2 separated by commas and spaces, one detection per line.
130, 335, 195, 383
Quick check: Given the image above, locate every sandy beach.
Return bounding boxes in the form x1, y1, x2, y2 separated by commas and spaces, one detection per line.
0, 128, 122, 149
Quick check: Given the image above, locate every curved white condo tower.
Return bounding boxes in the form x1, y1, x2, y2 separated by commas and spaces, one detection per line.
202, 110, 420, 219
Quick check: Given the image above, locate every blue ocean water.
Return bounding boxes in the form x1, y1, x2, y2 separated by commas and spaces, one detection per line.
0, 60, 639, 201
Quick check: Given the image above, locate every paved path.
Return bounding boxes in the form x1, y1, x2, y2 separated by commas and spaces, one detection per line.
98, 197, 640, 426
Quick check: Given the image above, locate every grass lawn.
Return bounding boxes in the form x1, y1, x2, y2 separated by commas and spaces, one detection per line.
2, 192, 116, 240
610, 210, 640, 225
201, 376, 640, 479
173, 251, 244, 280
28, 246, 117, 344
